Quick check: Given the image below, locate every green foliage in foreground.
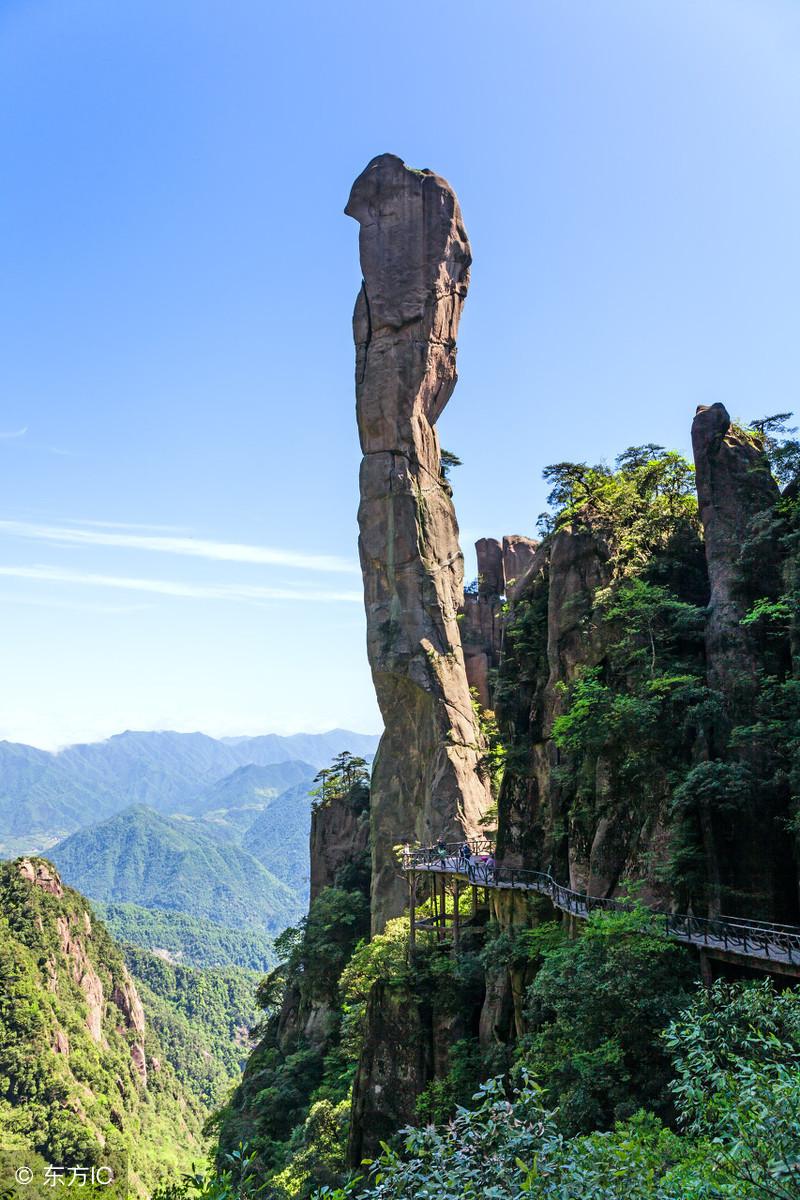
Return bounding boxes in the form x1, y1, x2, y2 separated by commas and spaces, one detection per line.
519, 907, 697, 1132
94, 902, 276, 971
300, 980, 800, 1200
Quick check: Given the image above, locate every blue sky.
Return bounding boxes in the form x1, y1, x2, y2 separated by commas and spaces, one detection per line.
1, 0, 799, 748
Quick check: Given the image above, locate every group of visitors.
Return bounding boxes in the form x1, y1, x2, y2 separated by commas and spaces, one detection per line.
401, 837, 498, 882
433, 836, 497, 881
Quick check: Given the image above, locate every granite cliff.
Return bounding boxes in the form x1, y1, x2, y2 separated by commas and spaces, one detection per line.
346, 154, 492, 931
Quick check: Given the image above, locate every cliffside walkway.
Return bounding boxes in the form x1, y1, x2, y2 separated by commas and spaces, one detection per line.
404, 841, 800, 977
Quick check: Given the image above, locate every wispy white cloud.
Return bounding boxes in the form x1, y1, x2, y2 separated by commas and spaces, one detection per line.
0, 593, 152, 615
0, 427, 27, 440
0, 519, 359, 574
0, 564, 362, 604
62, 518, 191, 534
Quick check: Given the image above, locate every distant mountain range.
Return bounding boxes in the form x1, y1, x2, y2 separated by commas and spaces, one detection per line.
0, 727, 379, 852
0, 726, 379, 959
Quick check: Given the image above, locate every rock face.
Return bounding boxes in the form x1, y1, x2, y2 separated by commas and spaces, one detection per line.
112, 973, 146, 1036
347, 977, 479, 1167
692, 403, 790, 916
502, 534, 541, 602
496, 525, 615, 882
462, 535, 544, 709
18, 857, 63, 896
346, 154, 492, 930
348, 982, 431, 1166
462, 537, 505, 709
309, 783, 370, 903
691, 403, 780, 710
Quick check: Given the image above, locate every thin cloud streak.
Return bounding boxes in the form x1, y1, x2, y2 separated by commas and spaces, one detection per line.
0, 519, 359, 574
62, 518, 191, 534
0, 427, 27, 439
0, 564, 362, 604
0, 593, 153, 615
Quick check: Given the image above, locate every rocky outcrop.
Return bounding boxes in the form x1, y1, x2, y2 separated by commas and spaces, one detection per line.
691, 402, 780, 711
18, 857, 63, 896
112, 971, 146, 1036
348, 982, 431, 1165
692, 403, 791, 917
502, 535, 541, 602
56, 913, 105, 1043
462, 535, 546, 709
463, 538, 505, 708
130, 1042, 148, 1086
347, 154, 492, 931
497, 525, 613, 878
309, 784, 370, 903
347, 979, 479, 1167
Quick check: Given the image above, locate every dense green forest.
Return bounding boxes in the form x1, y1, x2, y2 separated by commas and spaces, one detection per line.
0, 859, 206, 1197
123, 949, 260, 1107
95, 903, 275, 971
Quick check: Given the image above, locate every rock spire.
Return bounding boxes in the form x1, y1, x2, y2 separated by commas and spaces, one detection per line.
346, 154, 492, 931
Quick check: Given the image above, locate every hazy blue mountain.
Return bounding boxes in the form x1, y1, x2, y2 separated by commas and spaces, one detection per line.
228, 729, 379, 768
244, 780, 316, 895
50, 805, 304, 932
186, 759, 317, 831
0, 728, 379, 852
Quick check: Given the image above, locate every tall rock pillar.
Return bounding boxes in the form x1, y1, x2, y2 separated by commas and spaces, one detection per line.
346, 154, 492, 932
692, 403, 780, 711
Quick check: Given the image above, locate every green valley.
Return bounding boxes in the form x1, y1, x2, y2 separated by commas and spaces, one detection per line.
93, 904, 275, 971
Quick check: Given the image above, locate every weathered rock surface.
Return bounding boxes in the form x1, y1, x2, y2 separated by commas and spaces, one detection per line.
112, 972, 146, 1036
691, 402, 780, 709
497, 525, 614, 878
502, 534, 541, 602
348, 978, 480, 1167
347, 154, 492, 931
692, 403, 791, 917
348, 982, 431, 1166
462, 537, 505, 708
309, 783, 370, 903
18, 857, 63, 896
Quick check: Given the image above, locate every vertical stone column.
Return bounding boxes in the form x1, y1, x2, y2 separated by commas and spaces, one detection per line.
691, 402, 780, 712
346, 154, 492, 932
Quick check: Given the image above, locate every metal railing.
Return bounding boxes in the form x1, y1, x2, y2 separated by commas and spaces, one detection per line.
403, 843, 800, 967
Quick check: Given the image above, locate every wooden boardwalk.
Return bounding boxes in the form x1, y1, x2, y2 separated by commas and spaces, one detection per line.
404, 844, 800, 976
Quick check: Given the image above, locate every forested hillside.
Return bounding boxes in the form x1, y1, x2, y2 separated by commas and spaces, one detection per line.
94, 903, 275, 971
123, 948, 260, 1107
50, 806, 303, 932
0, 858, 205, 1196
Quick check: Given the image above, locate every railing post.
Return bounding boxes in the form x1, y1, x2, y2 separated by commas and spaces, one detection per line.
453, 878, 460, 952
408, 872, 416, 963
